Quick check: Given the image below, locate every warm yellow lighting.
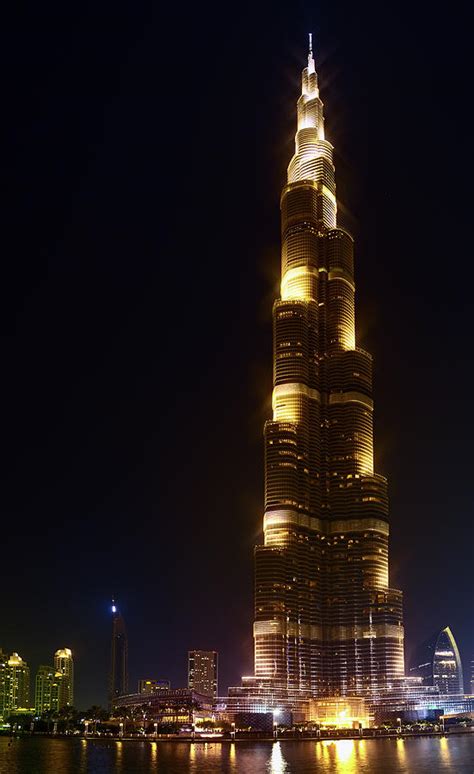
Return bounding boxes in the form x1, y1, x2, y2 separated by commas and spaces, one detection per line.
272, 383, 320, 423
396, 738, 406, 763
439, 736, 451, 763
281, 265, 318, 301
321, 739, 357, 766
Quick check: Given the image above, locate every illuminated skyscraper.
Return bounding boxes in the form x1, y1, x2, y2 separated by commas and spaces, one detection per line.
253, 36, 405, 697
0, 653, 30, 716
410, 626, 464, 694
109, 600, 129, 708
188, 650, 218, 699
54, 648, 74, 706
35, 665, 67, 714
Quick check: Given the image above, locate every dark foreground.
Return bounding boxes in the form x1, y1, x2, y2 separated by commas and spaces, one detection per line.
1, 734, 474, 773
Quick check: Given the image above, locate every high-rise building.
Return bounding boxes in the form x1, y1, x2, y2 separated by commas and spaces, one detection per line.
188, 651, 218, 698
54, 648, 74, 706
0, 653, 30, 717
410, 626, 464, 694
252, 36, 405, 697
35, 665, 67, 714
470, 659, 474, 694
0, 650, 7, 720
138, 679, 170, 694
109, 599, 128, 708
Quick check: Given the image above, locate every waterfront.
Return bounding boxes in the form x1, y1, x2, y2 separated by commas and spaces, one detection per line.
1, 736, 473, 773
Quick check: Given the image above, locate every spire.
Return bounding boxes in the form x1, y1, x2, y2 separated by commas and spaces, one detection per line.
308, 32, 315, 74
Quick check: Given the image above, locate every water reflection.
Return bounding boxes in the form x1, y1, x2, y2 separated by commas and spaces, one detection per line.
267, 742, 287, 773
116, 740, 123, 766
319, 739, 357, 771
150, 742, 157, 764
396, 737, 406, 763
439, 736, 451, 763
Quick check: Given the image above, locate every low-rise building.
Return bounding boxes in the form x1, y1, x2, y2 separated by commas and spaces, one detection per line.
138, 679, 170, 695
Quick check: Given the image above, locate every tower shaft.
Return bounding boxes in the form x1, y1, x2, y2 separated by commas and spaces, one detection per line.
253, 42, 404, 696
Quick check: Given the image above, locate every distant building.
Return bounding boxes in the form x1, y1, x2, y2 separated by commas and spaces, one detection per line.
188, 651, 218, 699
116, 688, 212, 723
0, 653, 30, 717
410, 626, 464, 694
0, 651, 7, 719
54, 648, 74, 706
35, 666, 67, 714
109, 600, 128, 708
138, 679, 170, 694
470, 659, 474, 694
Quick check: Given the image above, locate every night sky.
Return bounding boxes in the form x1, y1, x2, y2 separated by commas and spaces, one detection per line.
4, 2, 473, 708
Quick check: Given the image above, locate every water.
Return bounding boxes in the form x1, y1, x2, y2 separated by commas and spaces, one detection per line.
1, 735, 473, 773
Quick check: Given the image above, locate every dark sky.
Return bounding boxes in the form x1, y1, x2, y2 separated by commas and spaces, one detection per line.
3, 2, 473, 708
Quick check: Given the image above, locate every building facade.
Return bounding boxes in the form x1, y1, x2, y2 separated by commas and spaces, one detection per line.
114, 688, 213, 724
54, 648, 74, 706
410, 626, 464, 694
35, 665, 68, 714
138, 679, 170, 694
109, 600, 129, 708
188, 651, 218, 699
0, 652, 30, 717
253, 37, 405, 698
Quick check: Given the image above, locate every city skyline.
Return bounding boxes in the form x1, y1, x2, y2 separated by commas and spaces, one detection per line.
3, 6, 473, 708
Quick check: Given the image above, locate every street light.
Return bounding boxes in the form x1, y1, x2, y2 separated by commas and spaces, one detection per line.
119, 722, 124, 738
192, 722, 195, 741
231, 722, 236, 740
273, 721, 278, 740
154, 722, 158, 738
396, 717, 402, 734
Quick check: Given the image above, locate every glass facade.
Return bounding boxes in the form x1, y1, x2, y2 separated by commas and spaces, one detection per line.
410, 626, 464, 695
252, 37, 405, 698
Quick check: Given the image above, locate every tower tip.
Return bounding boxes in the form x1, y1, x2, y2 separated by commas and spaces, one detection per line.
307, 33, 315, 73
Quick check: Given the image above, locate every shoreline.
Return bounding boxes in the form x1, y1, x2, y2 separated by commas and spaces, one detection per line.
3, 728, 473, 744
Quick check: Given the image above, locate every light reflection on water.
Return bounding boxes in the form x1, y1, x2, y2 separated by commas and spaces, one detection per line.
396, 737, 406, 764
0, 734, 473, 773
267, 742, 287, 773
439, 735, 451, 764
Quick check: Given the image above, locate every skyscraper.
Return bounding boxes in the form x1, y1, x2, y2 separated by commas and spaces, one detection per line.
109, 599, 128, 708
54, 648, 74, 706
410, 626, 464, 694
253, 36, 405, 697
0, 653, 30, 717
188, 650, 218, 699
35, 665, 67, 714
